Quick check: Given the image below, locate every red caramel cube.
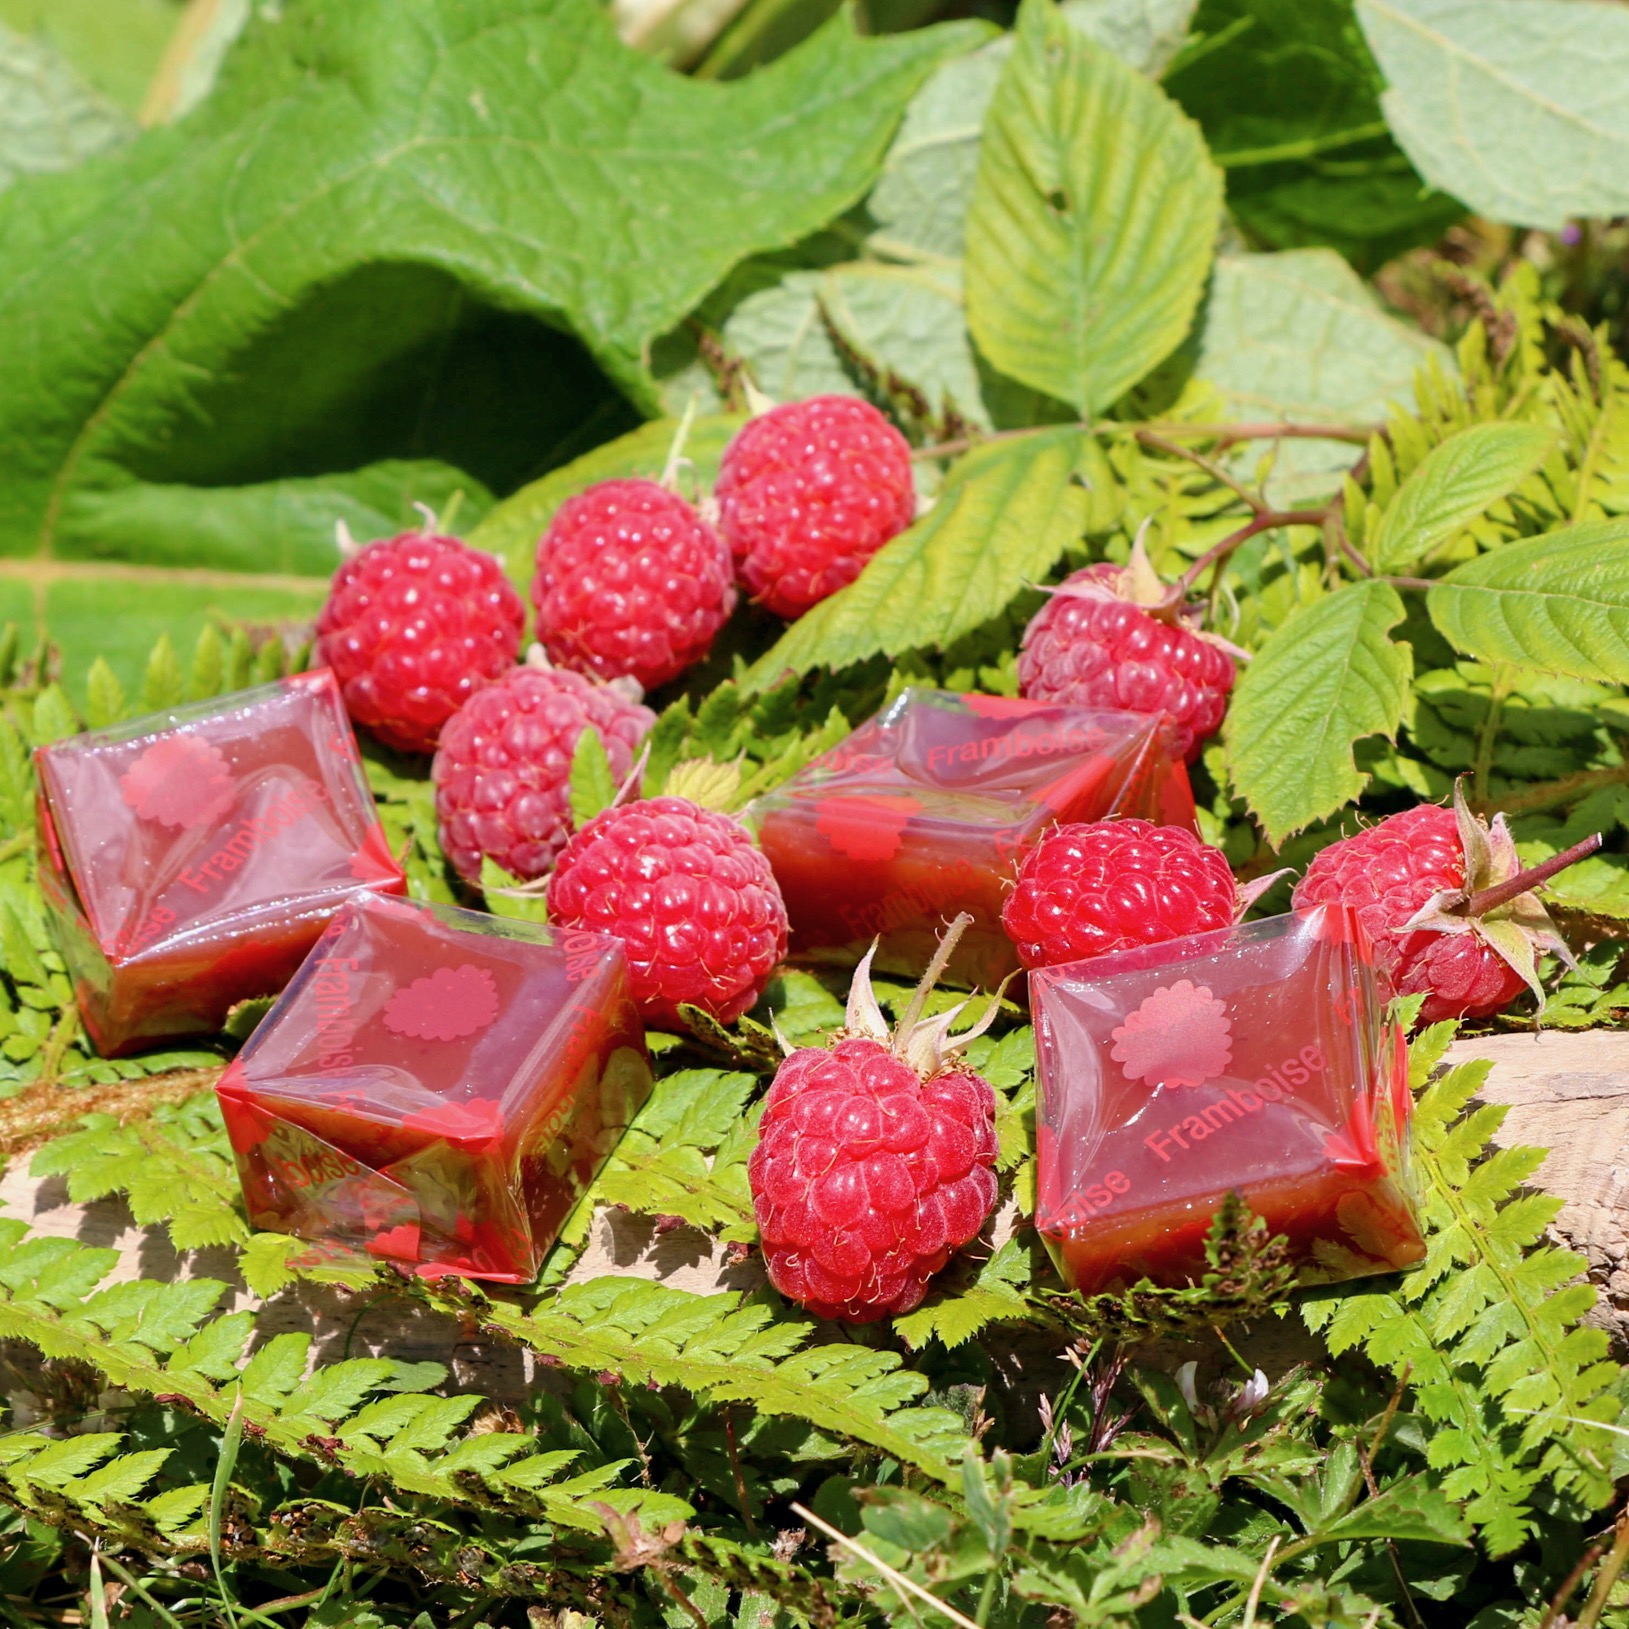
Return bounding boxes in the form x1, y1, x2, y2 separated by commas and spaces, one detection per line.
35, 670, 405, 1056
216, 891, 652, 1282
1031, 906, 1424, 1294
751, 689, 1195, 987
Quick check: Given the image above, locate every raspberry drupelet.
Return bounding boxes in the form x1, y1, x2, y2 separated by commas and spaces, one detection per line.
432, 659, 654, 884
1019, 561, 1236, 763
1293, 782, 1599, 1023
749, 917, 1001, 1322
545, 795, 788, 1027
715, 395, 915, 619
316, 527, 525, 755
1002, 818, 1252, 971
532, 479, 736, 691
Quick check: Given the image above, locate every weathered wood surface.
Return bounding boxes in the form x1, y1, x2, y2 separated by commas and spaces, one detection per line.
1, 1029, 1626, 1408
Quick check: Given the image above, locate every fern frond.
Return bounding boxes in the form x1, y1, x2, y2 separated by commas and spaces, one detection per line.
413, 1275, 973, 1485
1301, 1044, 1619, 1556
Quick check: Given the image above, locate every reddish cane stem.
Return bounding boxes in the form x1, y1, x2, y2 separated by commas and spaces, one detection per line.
1176, 509, 1329, 596
1460, 833, 1603, 918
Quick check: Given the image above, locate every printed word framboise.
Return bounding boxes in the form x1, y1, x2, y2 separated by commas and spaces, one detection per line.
1031, 907, 1424, 1294
34, 670, 405, 1055
752, 688, 1195, 988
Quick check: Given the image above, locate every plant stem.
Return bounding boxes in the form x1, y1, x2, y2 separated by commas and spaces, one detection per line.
1471, 670, 1512, 806
909, 419, 1378, 462
1580, 1508, 1629, 1628
1461, 833, 1602, 917
1542, 1534, 1609, 1629
1134, 430, 1265, 510
1478, 761, 1629, 818
1177, 509, 1328, 596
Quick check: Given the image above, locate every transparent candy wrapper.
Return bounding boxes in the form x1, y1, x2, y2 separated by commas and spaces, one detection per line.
752, 688, 1195, 987
1031, 906, 1425, 1294
216, 891, 653, 1282
35, 670, 406, 1055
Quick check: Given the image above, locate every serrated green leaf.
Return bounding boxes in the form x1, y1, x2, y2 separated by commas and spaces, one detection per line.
1357, 0, 1629, 231
82, 655, 125, 729
1225, 579, 1412, 844
819, 262, 1053, 434
1426, 519, 1629, 683
569, 727, 618, 827
1190, 249, 1446, 499
966, 0, 1221, 415
140, 633, 184, 713
0, 0, 976, 652
724, 272, 856, 405
746, 428, 1087, 687
480, 855, 551, 924
1371, 421, 1555, 572
31, 682, 76, 744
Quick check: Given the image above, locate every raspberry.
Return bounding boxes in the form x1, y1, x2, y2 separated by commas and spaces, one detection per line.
1291, 786, 1594, 1024
1018, 563, 1235, 762
715, 396, 915, 619
316, 530, 525, 754
1002, 818, 1239, 972
432, 664, 654, 884
533, 479, 736, 690
546, 796, 788, 1027
749, 919, 1000, 1322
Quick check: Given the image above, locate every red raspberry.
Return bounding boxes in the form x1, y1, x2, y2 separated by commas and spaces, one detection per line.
431, 665, 654, 884
715, 396, 915, 619
317, 531, 525, 754
749, 923, 1000, 1322
1018, 564, 1235, 762
546, 796, 788, 1027
533, 479, 736, 690
1002, 818, 1239, 971
1291, 789, 1589, 1024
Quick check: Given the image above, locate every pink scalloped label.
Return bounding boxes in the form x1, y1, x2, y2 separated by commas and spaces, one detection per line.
814, 793, 921, 863
1110, 980, 1232, 1090
381, 963, 499, 1042
120, 736, 236, 829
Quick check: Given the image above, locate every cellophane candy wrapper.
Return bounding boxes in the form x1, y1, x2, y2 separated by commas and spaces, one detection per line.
216, 891, 653, 1282
1031, 905, 1425, 1294
751, 688, 1195, 987
35, 670, 406, 1056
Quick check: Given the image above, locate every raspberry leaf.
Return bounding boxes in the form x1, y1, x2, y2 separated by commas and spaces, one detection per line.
743, 427, 1091, 686
1224, 579, 1413, 845
568, 728, 618, 828
0, 0, 978, 678
966, 0, 1221, 415
1356, 0, 1629, 230
1426, 518, 1629, 683
1369, 420, 1555, 574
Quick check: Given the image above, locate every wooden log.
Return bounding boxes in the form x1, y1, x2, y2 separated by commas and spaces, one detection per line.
1, 1029, 1624, 1409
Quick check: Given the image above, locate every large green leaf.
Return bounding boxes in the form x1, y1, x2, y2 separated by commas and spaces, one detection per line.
965, 0, 1221, 416
1357, 0, 1629, 230
1190, 249, 1445, 498
1224, 579, 1413, 843
1165, 0, 1461, 267
1371, 421, 1556, 573
1426, 519, 1629, 683
819, 263, 1056, 434
745, 427, 1088, 686
0, 21, 128, 189
0, 0, 976, 669
865, 2, 1194, 264
469, 416, 744, 586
